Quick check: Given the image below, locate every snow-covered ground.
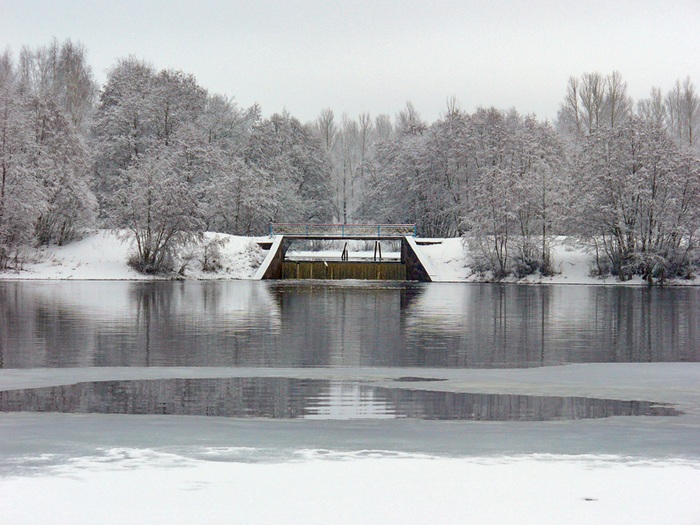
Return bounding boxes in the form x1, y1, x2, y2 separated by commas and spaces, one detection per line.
2, 230, 697, 284
2, 447, 698, 525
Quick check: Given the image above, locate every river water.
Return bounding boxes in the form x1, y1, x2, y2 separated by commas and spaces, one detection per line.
1, 280, 698, 425
1, 281, 698, 369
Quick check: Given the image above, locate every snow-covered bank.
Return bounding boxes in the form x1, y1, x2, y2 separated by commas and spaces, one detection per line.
0, 230, 265, 281
2, 449, 699, 525
420, 237, 698, 285
1, 230, 697, 284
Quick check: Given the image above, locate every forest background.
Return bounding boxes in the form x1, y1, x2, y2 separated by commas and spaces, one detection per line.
1, 39, 699, 282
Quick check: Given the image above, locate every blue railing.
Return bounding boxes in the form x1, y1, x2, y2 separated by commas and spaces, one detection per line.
269, 223, 417, 238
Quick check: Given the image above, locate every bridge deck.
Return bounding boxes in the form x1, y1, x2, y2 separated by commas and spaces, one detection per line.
270, 223, 416, 239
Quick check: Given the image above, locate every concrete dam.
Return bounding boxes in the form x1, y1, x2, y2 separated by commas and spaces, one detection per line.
254, 224, 437, 282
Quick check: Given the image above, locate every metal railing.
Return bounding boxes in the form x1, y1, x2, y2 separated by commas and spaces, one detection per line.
269, 223, 417, 238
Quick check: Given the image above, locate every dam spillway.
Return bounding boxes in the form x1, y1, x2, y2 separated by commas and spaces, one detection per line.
280, 260, 407, 280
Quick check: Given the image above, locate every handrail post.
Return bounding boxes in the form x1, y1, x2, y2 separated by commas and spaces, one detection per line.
378, 225, 381, 237
413, 224, 417, 237
342, 224, 345, 237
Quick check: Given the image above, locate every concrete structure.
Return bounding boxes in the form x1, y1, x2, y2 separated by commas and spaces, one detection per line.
255, 226, 433, 282
253, 235, 285, 280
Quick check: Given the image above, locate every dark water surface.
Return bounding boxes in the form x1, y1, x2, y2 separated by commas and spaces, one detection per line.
1, 280, 699, 369
0, 378, 682, 420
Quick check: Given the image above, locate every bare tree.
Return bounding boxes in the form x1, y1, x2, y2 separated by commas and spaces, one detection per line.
557, 71, 631, 138
606, 71, 632, 129
637, 87, 666, 127
17, 39, 96, 130
316, 108, 337, 153
665, 77, 699, 149
579, 72, 607, 133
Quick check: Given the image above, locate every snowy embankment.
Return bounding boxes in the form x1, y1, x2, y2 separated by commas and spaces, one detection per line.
0, 230, 266, 280
0, 230, 637, 283
1, 229, 697, 284
420, 237, 662, 284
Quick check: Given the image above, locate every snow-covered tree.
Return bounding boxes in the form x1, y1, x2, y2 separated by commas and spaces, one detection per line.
356, 103, 428, 231
26, 95, 96, 245
113, 145, 204, 273
0, 52, 44, 267
508, 115, 566, 276
570, 117, 700, 281
244, 112, 333, 229
91, 57, 159, 212
0, 43, 96, 262
461, 108, 519, 278
205, 157, 271, 235
93, 59, 228, 271
417, 103, 472, 236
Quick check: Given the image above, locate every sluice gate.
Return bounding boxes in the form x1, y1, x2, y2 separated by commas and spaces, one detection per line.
281, 260, 407, 280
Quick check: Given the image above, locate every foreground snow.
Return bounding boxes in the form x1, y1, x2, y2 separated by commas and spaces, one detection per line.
3, 230, 697, 284
2, 449, 698, 525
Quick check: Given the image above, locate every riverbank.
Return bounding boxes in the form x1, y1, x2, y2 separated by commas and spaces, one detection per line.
0, 229, 697, 285
0, 230, 266, 281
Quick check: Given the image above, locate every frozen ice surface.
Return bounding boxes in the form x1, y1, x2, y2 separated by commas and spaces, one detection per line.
1, 363, 699, 523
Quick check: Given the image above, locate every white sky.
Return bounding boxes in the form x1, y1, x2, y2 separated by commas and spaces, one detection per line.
1, 0, 699, 124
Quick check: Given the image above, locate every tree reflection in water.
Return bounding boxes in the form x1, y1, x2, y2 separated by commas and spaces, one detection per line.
1, 281, 699, 369
0, 378, 683, 421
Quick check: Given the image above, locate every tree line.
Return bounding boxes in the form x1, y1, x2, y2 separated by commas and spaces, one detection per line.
322, 74, 700, 282
1, 40, 698, 281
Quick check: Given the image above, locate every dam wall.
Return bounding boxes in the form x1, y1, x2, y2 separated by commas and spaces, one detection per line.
255, 235, 434, 282
280, 261, 406, 280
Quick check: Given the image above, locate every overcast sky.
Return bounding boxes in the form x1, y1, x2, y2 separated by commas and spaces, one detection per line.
2, 0, 699, 124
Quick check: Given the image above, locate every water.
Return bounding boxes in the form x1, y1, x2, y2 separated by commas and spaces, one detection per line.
1, 280, 698, 423
1, 281, 699, 369
0, 378, 682, 420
